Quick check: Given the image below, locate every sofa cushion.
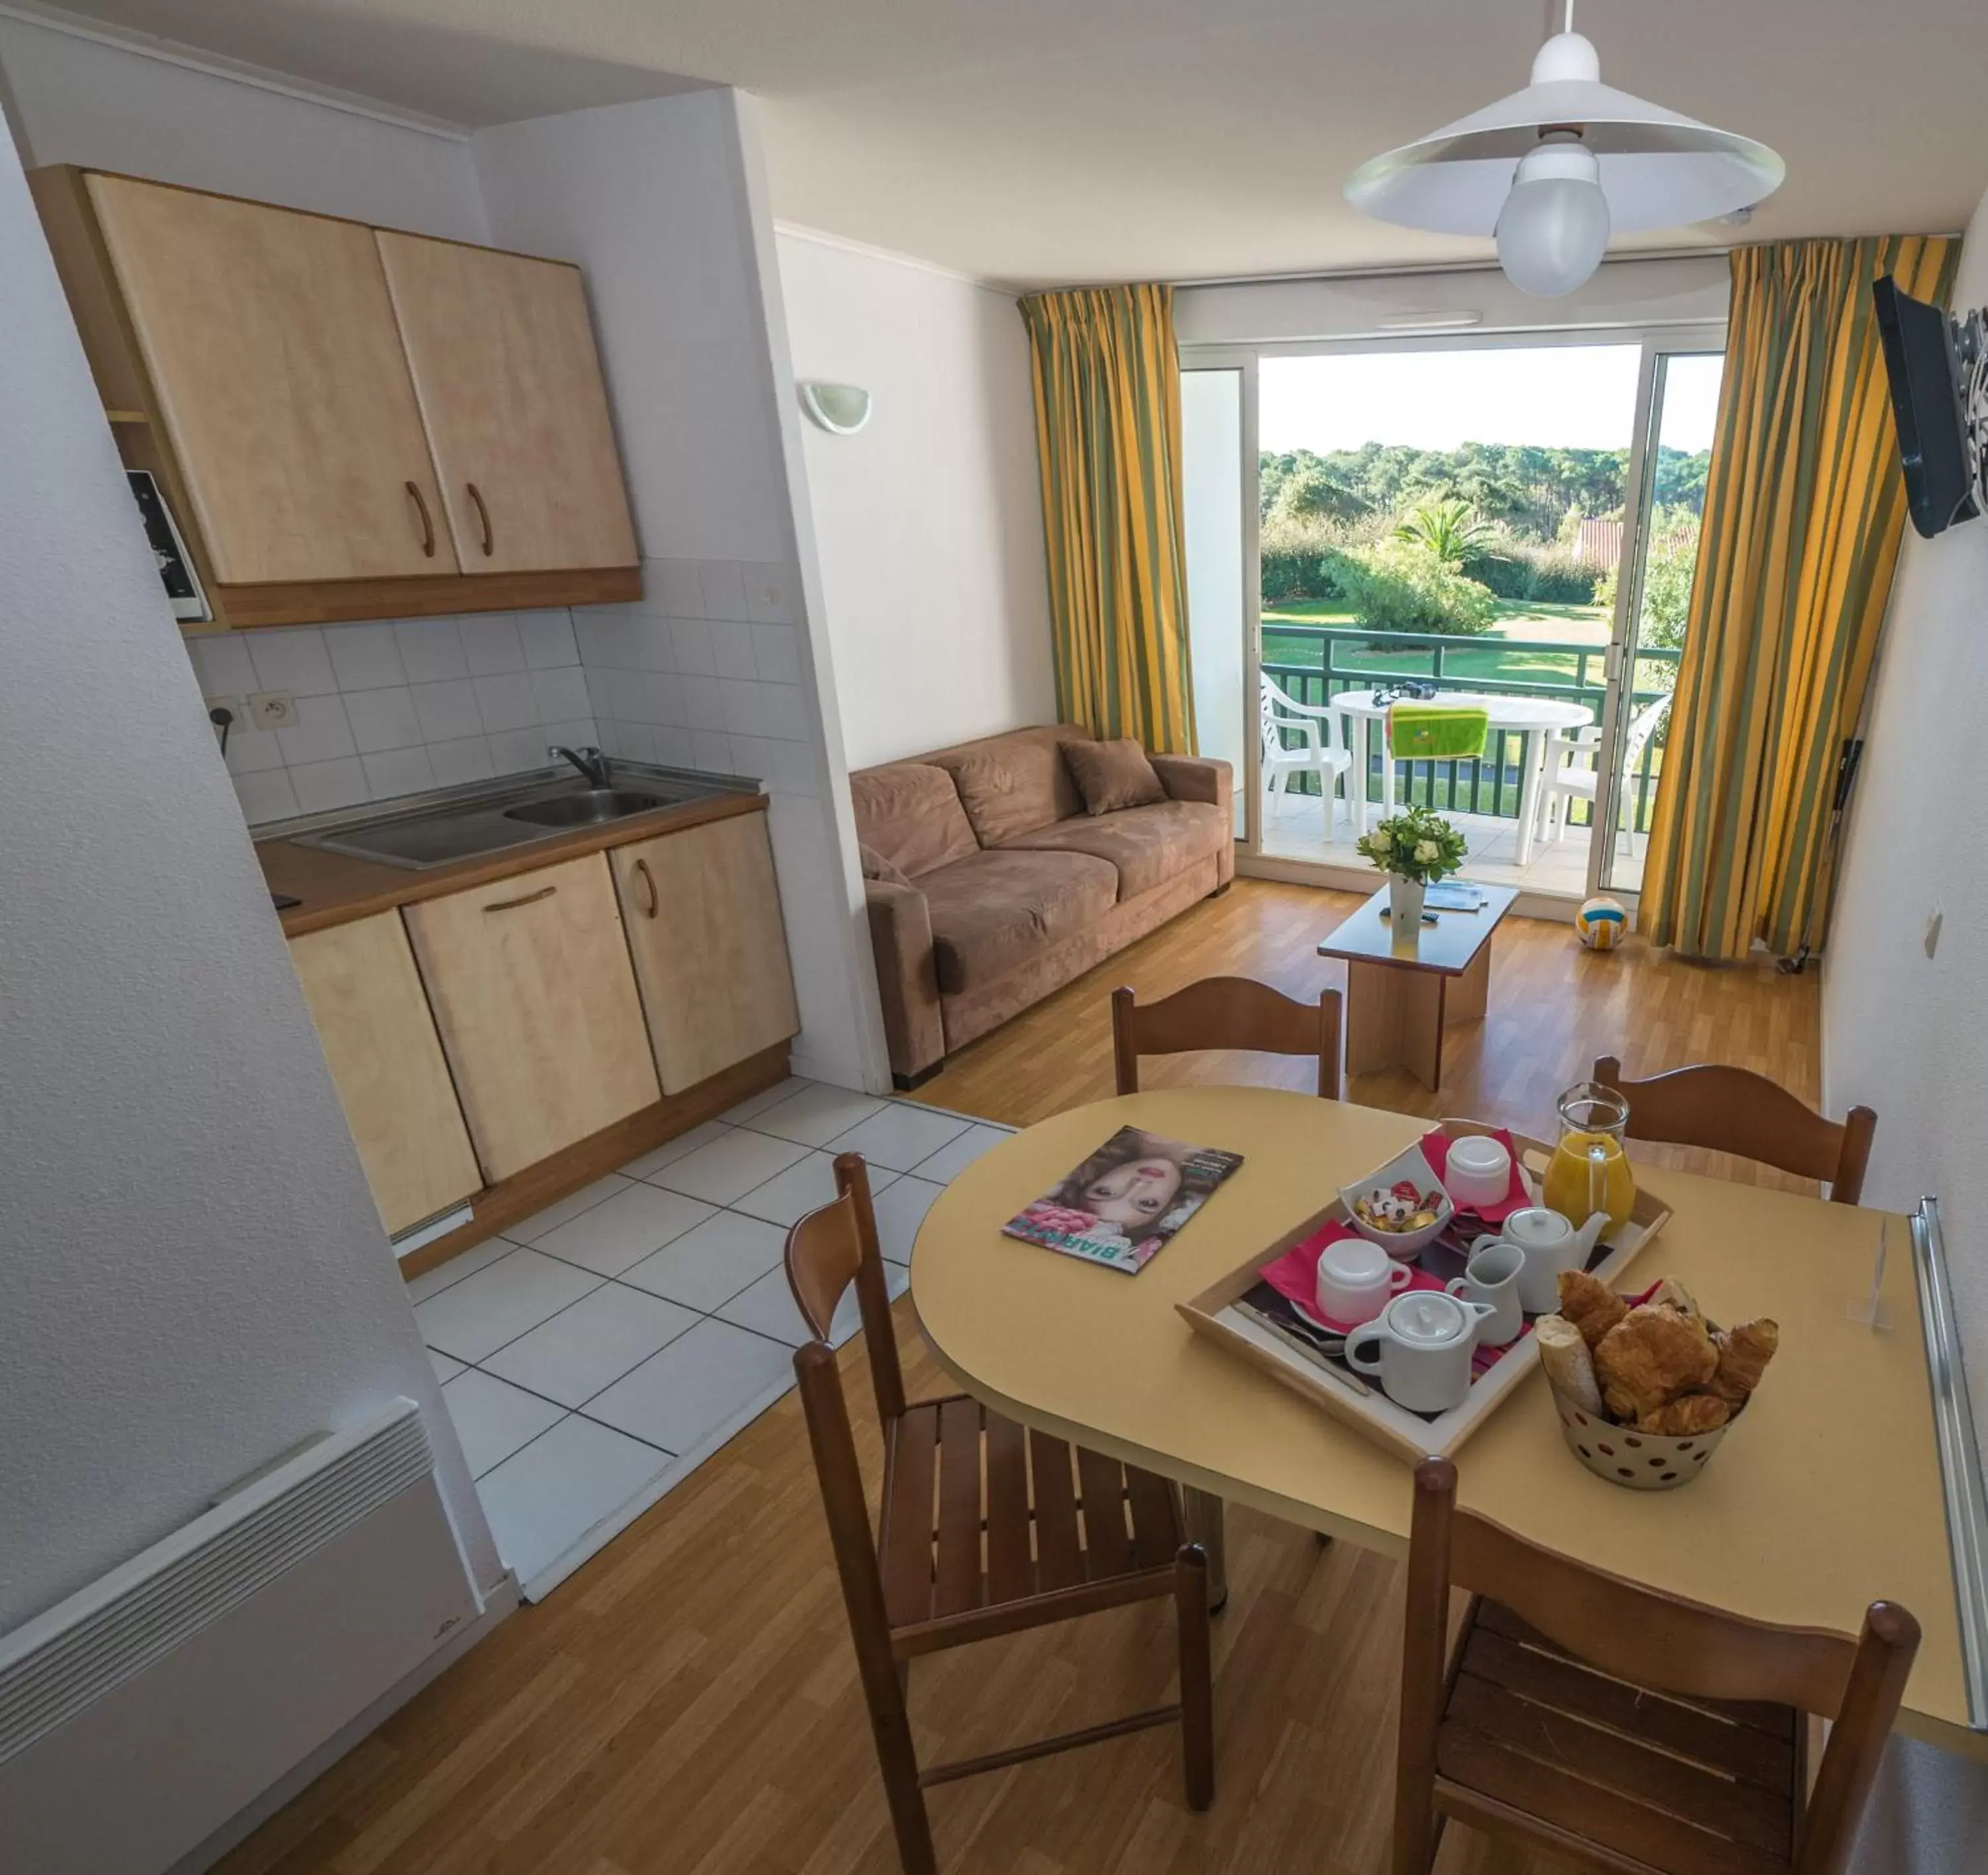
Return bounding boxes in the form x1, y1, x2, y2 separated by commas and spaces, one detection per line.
927, 725, 1090, 846
918, 847, 1119, 994
1062, 737, 1168, 816
1002, 800, 1229, 900
849, 762, 979, 879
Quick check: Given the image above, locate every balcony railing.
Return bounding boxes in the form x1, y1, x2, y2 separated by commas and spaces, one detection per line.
1261, 624, 1681, 832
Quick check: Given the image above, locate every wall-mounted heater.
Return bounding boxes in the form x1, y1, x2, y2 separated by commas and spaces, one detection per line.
0, 1399, 480, 1875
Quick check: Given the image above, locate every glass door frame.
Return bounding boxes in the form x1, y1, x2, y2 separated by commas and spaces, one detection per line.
1182, 319, 1726, 903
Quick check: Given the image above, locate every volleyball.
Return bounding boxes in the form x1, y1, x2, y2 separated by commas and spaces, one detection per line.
1576, 896, 1628, 950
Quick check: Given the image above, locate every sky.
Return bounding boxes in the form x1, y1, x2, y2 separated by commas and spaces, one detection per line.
1259, 345, 1723, 455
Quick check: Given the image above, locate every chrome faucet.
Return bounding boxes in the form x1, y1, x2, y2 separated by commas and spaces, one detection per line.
550, 745, 611, 788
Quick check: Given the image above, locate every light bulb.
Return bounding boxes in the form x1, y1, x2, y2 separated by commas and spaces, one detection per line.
1496, 136, 1610, 297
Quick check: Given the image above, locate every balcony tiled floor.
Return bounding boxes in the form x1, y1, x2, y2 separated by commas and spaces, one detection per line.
412, 1082, 1013, 1601
1258, 790, 1649, 898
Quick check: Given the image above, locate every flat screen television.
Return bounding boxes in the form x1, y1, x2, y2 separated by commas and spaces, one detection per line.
1873, 274, 1978, 539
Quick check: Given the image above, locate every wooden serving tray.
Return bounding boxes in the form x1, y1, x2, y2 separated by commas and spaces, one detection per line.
1175, 1118, 1672, 1463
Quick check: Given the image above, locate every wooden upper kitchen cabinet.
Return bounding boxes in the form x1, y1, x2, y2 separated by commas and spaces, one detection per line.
376, 233, 638, 575
403, 853, 661, 1182
288, 912, 482, 1238
80, 173, 457, 586
611, 814, 801, 1095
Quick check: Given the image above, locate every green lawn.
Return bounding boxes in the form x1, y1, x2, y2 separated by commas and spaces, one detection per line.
1261, 599, 1615, 688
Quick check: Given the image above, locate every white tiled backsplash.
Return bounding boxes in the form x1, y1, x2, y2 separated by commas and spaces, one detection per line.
190, 559, 820, 828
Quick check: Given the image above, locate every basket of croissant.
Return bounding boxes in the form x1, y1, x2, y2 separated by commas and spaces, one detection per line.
1535, 1269, 1777, 1491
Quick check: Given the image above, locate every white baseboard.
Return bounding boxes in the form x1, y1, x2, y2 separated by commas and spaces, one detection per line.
169, 1570, 520, 1874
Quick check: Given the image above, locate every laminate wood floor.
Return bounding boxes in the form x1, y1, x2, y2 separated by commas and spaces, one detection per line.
222, 880, 1826, 1875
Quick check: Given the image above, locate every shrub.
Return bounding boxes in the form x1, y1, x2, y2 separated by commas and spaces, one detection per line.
1460, 526, 1600, 604
1326, 539, 1497, 636
1594, 507, 1699, 651
1260, 510, 1387, 601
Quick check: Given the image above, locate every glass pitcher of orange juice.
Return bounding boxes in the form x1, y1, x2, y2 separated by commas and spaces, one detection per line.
1542, 1081, 1635, 1237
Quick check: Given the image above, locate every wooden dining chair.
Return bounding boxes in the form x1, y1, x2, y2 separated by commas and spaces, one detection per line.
1594, 1055, 1877, 1204
1393, 1458, 1918, 1875
1113, 976, 1343, 1098
785, 1153, 1215, 1875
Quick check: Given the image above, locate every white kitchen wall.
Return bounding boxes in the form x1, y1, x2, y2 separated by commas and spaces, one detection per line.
1819, 178, 1988, 1864
775, 229, 1056, 769
0, 98, 500, 1862
474, 89, 889, 1093
188, 612, 597, 826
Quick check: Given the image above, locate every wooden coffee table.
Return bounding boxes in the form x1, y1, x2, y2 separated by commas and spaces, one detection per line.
1317, 883, 1516, 1091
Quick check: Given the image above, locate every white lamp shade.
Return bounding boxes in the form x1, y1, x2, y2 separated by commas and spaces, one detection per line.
800, 382, 873, 434
1345, 32, 1784, 236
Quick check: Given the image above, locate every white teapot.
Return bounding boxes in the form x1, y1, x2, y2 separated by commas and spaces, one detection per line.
1344, 1289, 1498, 1414
1470, 1206, 1607, 1314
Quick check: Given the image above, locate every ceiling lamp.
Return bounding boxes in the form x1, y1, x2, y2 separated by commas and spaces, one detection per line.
1344, 1, 1784, 297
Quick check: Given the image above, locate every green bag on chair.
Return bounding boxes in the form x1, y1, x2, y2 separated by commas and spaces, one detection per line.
1388, 703, 1488, 761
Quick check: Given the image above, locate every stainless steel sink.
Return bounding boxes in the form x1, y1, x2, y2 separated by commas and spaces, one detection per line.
504, 788, 674, 828
295, 769, 728, 870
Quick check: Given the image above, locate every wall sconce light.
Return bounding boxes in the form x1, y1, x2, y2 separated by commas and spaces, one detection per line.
799, 382, 873, 435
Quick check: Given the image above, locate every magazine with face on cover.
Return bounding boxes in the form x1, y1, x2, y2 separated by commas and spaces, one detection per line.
1002, 1126, 1245, 1273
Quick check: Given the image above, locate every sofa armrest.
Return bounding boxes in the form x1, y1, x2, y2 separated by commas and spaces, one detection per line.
1152, 755, 1235, 886
864, 879, 945, 1084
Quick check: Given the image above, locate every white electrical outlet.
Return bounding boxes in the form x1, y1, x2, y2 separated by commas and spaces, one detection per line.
1924, 906, 1944, 959
248, 690, 297, 729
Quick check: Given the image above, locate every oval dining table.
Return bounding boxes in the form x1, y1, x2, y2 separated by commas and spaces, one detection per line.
909, 1085, 1983, 1760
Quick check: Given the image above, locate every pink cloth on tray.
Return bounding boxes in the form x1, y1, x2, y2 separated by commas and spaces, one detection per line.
1258, 1219, 1447, 1332
1421, 1126, 1528, 1222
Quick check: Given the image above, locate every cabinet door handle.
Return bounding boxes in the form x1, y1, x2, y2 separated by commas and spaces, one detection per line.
406, 481, 436, 558
634, 857, 658, 919
467, 482, 494, 558
483, 884, 556, 914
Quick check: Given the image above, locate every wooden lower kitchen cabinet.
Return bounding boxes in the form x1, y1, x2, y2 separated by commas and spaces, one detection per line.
610, 814, 801, 1094
288, 911, 482, 1237
403, 852, 661, 1181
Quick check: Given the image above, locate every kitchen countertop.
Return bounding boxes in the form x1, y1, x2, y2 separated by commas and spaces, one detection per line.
258, 771, 767, 938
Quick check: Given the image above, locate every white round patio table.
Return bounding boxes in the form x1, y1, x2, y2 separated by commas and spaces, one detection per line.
1331, 688, 1595, 869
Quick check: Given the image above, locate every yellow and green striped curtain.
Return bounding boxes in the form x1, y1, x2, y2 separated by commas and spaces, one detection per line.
1018, 284, 1196, 753
1641, 235, 1959, 959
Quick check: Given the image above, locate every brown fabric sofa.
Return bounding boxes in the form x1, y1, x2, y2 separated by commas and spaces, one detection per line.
852, 725, 1234, 1085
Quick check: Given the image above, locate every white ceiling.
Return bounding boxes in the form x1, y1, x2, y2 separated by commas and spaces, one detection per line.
34, 0, 1988, 286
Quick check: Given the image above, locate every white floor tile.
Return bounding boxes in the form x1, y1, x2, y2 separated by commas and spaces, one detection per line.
441, 1369, 567, 1478
742, 1081, 887, 1147
482, 1283, 700, 1408
504, 1173, 637, 1244
618, 1208, 789, 1312
730, 1150, 898, 1228
871, 1175, 944, 1265
621, 1119, 734, 1180
718, 1075, 813, 1122
907, 1122, 1013, 1183
828, 1103, 971, 1173
477, 1414, 673, 1585
720, 1258, 909, 1347
404, 1234, 513, 1304
414, 1248, 602, 1364
651, 1128, 810, 1206
584, 1318, 795, 1454
533, 1181, 717, 1277
429, 1348, 467, 1384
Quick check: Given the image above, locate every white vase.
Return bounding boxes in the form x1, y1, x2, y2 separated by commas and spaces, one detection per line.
1388, 873, 1425, 924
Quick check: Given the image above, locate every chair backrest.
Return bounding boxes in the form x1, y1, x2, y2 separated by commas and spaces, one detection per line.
1619, 690, 1674, 771
1399, 1458, 1918, 1875
783, 1153, 906, 1426
1260, 674, 1293, 757
1113, 977, 1342, 1098
1594, 1055, 1876, 1204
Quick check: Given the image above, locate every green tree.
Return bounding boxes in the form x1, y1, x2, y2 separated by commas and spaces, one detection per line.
1594, 506, 1700, 658
1392, 497, 1500, 566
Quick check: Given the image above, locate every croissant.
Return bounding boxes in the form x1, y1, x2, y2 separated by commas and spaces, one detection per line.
1595, 1304, 1719, 1424
1706, 1318, 1780, 1407
1636, 1392, 1732, 1436
1557, 1268, 1629, 1350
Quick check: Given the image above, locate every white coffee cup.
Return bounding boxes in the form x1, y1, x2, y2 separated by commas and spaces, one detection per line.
1445, 1240, 1524, 1347
1344, 1289, 1496, 1414
1443, 1134, 1514, 1212
1315, 1236, 1414, 1326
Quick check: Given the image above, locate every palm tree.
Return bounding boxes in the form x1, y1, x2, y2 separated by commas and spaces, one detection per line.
1392, 497, 1500, 567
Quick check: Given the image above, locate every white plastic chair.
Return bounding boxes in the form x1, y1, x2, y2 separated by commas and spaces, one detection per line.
1540, 690, 1673, 851
1260, 674, 1353, 825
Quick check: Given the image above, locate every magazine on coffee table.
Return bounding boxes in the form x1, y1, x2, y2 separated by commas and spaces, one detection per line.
1003, 1126, 1245, 1275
